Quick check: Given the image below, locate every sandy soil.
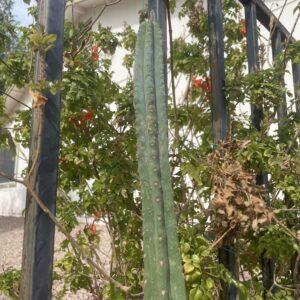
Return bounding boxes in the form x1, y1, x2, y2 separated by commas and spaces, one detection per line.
0, 217, 111, 299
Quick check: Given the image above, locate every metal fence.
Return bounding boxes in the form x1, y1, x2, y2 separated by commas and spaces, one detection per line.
208, 0, 299, 299
19, 0, 299, 299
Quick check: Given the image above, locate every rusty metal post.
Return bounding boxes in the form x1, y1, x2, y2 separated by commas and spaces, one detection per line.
20, 0, 65, 298
208, 1, 237, 299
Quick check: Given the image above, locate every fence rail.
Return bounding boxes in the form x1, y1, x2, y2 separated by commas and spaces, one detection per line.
241, 0, 296, 41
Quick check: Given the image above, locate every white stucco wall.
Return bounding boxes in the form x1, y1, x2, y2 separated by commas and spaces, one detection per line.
0, 180, 26, 216
1, 0, 299, 216
0, 90, 31, 216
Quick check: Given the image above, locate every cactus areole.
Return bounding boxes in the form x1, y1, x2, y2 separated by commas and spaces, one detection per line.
133, 20, 187, 300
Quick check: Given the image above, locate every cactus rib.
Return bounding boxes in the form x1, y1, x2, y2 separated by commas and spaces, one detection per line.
143, 21, 170, 299
153, 22, 187, 300
133, 21, 155, 298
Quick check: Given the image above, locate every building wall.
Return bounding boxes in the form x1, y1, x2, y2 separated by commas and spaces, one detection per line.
0, 148, 28, 216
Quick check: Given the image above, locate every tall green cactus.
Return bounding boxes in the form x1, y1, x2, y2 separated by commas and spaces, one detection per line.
133, 20, 187, 300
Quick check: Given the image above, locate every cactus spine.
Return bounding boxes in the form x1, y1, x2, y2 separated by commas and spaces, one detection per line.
133, 20, 187, 300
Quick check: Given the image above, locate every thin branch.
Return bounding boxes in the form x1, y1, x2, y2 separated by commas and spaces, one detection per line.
0, 57, 20, 77
165, 0, 177, 120
130, 291, 144, 298
26, 106, 45, 180
0, 89, 31, 109
273, 216, 300, 242
210, 226, 234, 250
275, 208, 300, 212
270, 0, 288, 38
0, 171, 131, 294
282, 10, 300, 65
270, 266, 297, 292
78, 0, 122, 40
286, 127, 300, 154
266, 0, 288, 66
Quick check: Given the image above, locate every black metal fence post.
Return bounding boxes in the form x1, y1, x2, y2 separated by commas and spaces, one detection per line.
272, 29, 288, 133
147, 0, 167, 83
147, 0, 167, 36
271, 29, 294, 209
20, 0, 65, 298
292, 63, 300, 117
244, 0, 262, 128
208, 1, 237, 299
208, 0, 227, 142
244, 3, 275, 298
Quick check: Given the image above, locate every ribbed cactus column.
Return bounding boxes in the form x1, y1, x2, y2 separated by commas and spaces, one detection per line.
153, 22, 186, 299
133, 19, 187, 300
134, 22, 155, 298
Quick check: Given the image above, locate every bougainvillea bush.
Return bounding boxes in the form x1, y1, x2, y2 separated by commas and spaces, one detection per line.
0, 0, 299, 299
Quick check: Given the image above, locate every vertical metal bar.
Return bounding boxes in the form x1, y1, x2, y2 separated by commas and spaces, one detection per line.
272, 29, 288, 135
208, 0, 227, 141
271, 29, 293, 209
260, 256, 276, 296
147, 0, 167, 83
20, 0, 65, 298
244, 3, 275, 298
292, 63, 300, 118
147, 0, 167, 48
208, 1, 237, 299
245, 0, 262, 129
290, 55, 300, 300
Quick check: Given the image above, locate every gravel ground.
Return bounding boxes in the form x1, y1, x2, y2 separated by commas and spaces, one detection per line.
0, 216, 111, 299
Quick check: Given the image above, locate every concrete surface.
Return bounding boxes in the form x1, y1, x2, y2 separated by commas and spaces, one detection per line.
0, 217, 111, 299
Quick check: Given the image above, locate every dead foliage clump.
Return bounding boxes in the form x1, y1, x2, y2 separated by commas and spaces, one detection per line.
208, 140, 274, 244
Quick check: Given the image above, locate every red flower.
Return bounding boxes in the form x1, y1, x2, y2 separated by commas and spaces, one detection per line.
91, 45, 99, 61
82, 111, 94, 121
192, 76, 211, 94
92, 45, 98, 52
192, 77, 203, 89
240, 19, 247, 37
